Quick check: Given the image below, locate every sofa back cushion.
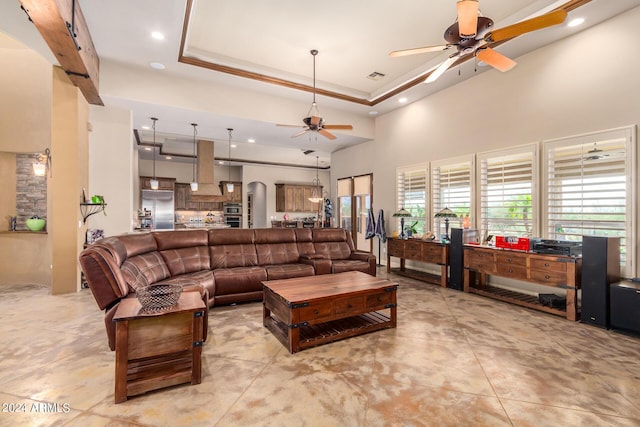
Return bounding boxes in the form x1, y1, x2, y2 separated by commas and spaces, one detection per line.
255, 229, 300, 265
121, 252, 171, 291
294, 228, 315, 256
208, 229, 258, 268
312, 229, 353, 260
155, 230, 211, 275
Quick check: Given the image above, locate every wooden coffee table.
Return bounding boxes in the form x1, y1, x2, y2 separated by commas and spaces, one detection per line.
112, 291, 206, 403
262, 271, 398, 353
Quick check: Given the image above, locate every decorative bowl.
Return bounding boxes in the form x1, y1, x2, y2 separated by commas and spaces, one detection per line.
136, 284, 182, 312
26, 218, 46, 231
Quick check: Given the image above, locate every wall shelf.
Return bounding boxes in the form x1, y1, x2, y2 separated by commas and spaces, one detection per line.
80, 203, 107, 223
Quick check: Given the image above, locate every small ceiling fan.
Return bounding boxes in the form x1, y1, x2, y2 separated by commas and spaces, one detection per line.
277, 49, 353, 140
390, 0, 568, 83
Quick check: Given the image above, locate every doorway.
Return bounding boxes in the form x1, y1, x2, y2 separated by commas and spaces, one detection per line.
337, 174, 373, 252
247, 181, 267, 228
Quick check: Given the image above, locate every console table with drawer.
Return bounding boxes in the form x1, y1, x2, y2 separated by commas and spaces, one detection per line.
463, 245, 582, 321
387, 237, 449, 287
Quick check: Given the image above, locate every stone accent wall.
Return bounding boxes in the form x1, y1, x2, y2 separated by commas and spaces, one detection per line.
15, 154, 47, 231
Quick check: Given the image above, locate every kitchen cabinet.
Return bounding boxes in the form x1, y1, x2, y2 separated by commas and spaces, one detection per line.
175, 183, 222, 211
140, 176, 175, 190
275, 184, 322, 213
220, 181, 242, 203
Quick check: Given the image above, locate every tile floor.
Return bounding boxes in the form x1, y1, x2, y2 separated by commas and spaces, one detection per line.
1, 269, 639, 426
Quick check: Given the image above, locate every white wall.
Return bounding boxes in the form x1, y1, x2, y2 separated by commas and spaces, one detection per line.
88, 105, 134, 236
332, 6, 640, 267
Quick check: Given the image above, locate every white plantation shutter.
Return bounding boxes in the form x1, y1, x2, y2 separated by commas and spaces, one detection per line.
543, 126, 635, 276
431, 156, 474, 236
396, 164, 428, 234
477, 144, 538, 239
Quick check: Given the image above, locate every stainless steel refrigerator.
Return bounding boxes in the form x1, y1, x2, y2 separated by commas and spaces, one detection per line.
141, 190, 174, 230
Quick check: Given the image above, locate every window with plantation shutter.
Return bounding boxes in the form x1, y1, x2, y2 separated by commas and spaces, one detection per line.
396, 164, 428, 235
431, 156, 474, 237
477, 144, 538, 239
542, 126, 635, 277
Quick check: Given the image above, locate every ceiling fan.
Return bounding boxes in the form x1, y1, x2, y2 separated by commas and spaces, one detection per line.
390, 0, 568, 83
277, 49, 353, 140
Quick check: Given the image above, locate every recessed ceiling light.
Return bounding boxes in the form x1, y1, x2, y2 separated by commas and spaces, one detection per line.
151, 31, 165, 40
368, 111, 379, 116
141, 125, 150, 130
165, 156, 172, 160
247, 138, 255, 143
568, 17, 584, 27
150, 62, 166, 70
231, 144, 237, 148
398, 97, 408, 104
219, 161, 225, 165
144, 147, 152, 151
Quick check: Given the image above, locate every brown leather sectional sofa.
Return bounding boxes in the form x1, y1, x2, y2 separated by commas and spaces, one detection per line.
79, 227, 376, 350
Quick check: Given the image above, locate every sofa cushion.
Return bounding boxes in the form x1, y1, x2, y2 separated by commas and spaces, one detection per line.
311, 229, 355, 260
160, 246, 211, 276
255, 229, 300, 265
209, 229, 258, 268
158, 269, 215, 306
154, 230, 208, 250
120, 252, 171, 291
294, 228, 315, 256
213, 266, 266, 296
265, 264, 315, 280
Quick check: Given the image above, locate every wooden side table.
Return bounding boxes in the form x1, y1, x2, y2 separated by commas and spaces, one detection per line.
113, 291, 206, 403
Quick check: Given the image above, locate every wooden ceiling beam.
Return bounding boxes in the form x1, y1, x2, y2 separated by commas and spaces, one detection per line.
20, 0, 103, 105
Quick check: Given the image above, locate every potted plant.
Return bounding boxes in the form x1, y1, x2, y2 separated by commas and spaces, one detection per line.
405, 221, 419, 238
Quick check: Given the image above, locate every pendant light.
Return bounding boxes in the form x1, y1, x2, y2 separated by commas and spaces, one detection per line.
226, 128, 234, 193
308, 156, 322, 203
149, 117, 159, 190
190, 123, 198, 191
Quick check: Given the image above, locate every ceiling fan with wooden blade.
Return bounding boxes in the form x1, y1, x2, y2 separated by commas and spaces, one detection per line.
276, 49, 353, 141
390, 1, 567, 83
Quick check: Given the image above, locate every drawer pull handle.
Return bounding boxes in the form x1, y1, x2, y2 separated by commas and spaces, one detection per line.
544, 263, 550, 267
508, 268, 513, 273
348, 304, 353, 308
545, 275, 550, 279
314, 309, 319, 315
508, 258, 512, 262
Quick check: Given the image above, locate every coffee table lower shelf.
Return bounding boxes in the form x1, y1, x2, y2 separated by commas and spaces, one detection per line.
264, 311, 392, 352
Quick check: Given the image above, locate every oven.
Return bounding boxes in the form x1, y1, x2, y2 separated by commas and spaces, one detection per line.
224, 203, 242, 215
225, 215, 241, 228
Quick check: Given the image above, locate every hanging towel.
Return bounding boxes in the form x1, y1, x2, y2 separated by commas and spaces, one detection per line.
365, 208, 376, 239
375, 209, 387, 243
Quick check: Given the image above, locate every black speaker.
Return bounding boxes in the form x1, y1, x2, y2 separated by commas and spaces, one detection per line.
610, 281, 640, 335
581, 236, 620, 328
449, 228, 464, 291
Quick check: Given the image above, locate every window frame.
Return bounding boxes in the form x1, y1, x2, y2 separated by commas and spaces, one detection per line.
396, 163, 429, 236
431, 155, 475, 238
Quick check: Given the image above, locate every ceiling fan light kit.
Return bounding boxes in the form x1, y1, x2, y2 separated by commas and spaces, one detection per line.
457, 0, 479, 38
392, 2, 567, 83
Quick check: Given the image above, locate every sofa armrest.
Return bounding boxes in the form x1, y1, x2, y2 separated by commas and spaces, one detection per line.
300, 257, 332, 275
350, 251, 376, 262
350, 251, 377, 276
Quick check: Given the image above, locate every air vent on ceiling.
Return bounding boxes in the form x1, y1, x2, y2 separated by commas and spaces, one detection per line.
302, 149, 315, 155
367, 71, 386, 81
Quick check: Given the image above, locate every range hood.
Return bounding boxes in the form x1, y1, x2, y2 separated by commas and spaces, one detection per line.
190, 139, 227, 202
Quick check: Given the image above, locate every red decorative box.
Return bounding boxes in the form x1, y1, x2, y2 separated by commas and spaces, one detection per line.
495, 236, 530, 251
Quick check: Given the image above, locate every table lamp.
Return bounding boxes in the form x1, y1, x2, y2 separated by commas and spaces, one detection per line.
393, 208, 411, 239
435, 207, 458, 241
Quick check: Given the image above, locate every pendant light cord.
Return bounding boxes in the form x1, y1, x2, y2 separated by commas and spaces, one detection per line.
191, 123, 198, 182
